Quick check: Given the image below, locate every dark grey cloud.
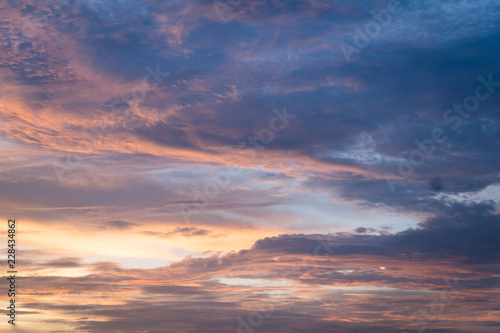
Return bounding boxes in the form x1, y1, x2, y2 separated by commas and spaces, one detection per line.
40, 257, 81, 268
100, 220, 138, 230
141, 227, 212, 238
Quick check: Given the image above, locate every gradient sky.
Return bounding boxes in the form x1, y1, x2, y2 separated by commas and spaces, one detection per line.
1, 0, 500, 332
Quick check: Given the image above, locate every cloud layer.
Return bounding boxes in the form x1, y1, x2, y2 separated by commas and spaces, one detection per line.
0, 0, 499, 332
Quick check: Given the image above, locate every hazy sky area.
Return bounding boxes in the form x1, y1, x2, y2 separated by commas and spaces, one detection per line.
0, 0, 499, 332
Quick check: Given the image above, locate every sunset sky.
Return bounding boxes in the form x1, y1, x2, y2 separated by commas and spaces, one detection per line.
1, 0, 500, 332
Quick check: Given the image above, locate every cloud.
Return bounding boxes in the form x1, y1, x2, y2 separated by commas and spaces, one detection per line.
100, 220, 138, 230
2, 0, 500, 332
141, 227, 214, 238
40, 257, 82, 268
15, 202, 500, 331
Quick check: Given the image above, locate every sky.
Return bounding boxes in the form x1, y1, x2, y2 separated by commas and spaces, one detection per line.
0, 0, 499, 332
